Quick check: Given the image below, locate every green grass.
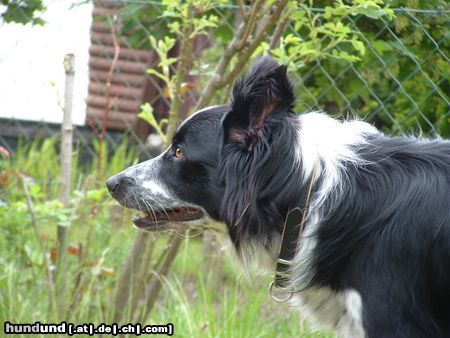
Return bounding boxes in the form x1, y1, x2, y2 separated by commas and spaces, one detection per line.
0, 138, 334, 337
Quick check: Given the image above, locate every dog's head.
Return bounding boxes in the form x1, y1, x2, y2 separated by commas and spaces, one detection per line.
107, 57, 299, 245
106, 105, 228, 231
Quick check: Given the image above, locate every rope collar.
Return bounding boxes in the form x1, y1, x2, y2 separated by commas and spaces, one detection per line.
269, 163, 318, 302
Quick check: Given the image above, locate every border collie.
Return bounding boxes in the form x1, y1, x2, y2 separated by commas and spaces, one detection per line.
107, 57, 450, 338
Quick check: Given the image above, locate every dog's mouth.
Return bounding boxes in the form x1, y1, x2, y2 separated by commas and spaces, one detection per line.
132, 207, 204, 231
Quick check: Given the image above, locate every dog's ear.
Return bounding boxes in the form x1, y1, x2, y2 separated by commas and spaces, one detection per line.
223, 57, 295, 150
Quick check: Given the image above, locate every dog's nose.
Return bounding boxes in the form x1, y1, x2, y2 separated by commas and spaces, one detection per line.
106, 175, 120, 193
106, 174, 135, 199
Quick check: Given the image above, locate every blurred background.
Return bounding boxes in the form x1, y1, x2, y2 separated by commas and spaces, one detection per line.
0, 0, 448, 337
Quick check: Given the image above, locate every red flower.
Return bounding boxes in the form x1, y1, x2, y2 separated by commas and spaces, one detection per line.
0, 146, 9, 158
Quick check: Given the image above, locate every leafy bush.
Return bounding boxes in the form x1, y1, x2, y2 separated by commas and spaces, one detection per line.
0, 0, 45, 25
118, 0, 448, 137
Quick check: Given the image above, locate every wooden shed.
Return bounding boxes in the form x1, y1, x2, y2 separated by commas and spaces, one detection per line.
86, 1, 209, 140
86, 0, 161, 138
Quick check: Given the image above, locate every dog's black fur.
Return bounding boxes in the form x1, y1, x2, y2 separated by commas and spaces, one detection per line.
107, 58, 450, 337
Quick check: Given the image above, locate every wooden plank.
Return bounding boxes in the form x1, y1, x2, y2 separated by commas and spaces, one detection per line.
89, 44, 152, 62
86, 109, 137, 130
89, 69, 146, 88
92, 7, 119, 17
88, 82, 143, 100
89, 55, 149, 74
91, 31, 131, 48
87, 94, 141, 113
91, 21, 111, 34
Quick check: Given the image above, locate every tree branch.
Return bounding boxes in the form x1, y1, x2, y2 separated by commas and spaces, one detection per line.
138, 236, 183, 322
194, 0, 290, 110
114, 4, 196, 324
237, 0, 246, 18
164, 5, 195, 145
238, 0, 262, 49
96, 14, 120, 183
269, 7, 290, 50
113, 231, 151, 323
193, 22, 246, 110
221, 0, 290, 86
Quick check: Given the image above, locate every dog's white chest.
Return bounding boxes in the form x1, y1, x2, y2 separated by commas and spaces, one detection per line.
291, 287, 365, 338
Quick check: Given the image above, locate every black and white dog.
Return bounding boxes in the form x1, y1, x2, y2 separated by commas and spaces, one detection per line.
107, 58, 450, 337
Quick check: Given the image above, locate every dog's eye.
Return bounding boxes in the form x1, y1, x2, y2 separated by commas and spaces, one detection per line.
175, 147, 184, 159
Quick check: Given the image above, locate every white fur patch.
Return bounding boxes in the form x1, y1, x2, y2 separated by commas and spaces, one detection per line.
285, 113, 379, 289
298, 112, 378, 210
345, 289, 364, 330
288, 213, 320, 288
283, 113, 373, 336
291, 288, 365, 338
233, 234, 281, 279
285, 112, 379, 285
142, 180, 170, 198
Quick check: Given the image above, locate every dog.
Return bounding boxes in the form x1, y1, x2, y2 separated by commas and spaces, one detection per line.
106, 57, 450, 338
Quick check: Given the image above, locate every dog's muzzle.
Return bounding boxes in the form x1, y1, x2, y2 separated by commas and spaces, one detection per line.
106, 173, 134, 201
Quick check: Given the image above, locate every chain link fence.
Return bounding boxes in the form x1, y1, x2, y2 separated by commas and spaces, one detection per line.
0, 1, 448, 160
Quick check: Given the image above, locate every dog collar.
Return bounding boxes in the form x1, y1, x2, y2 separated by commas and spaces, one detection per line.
269, 164, 318, 302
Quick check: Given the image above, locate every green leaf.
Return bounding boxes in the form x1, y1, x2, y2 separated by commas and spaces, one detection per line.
351, 39, 366, 55
146, 68, 169, 83
371, 40, 393, 55
138, 103, 156, 126
138, 103, 167, 142
336, 50, 360, 62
